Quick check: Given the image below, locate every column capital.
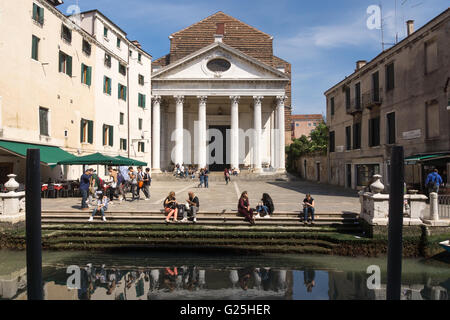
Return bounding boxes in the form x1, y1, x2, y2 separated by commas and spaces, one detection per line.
152, 95, 162, 104
253, 96, 264, 104
174, 95, 185, 104
230, 96, 240, 104
197, 96, 208, 104
276, 95, 287, 105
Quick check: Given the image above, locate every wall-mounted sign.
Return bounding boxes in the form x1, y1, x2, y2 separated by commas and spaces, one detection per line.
402, 129, 421, 140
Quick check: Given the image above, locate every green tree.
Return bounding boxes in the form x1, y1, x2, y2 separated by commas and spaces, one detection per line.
309, 122, 329, 154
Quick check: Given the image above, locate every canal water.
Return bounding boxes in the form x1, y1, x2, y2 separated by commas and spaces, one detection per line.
0, 250, 449, 300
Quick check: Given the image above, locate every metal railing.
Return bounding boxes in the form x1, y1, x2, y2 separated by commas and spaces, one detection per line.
438, 195, 450, 219
362, 88, 383, 109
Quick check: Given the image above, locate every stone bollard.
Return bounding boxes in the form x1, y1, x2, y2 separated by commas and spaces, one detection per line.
429, 193, 439, 221
0, 174, 26, 225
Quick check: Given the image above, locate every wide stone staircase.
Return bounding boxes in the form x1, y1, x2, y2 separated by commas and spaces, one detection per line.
150, 171, 294, 182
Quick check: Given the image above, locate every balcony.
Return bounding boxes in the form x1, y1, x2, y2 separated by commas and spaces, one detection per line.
346, 98, 363, 115
362, 89, 383, 110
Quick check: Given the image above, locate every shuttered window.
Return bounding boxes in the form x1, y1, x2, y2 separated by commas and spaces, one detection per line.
81, 64, 92, 86
103, 125, 114, 147
82, 40, 91, 56
61, 24, 72, 44
32, 35, 40, 61
138, 94, 146, 108
138, 118, 143, 130
386, 62, 395, 91
369, 117, 380, 147
387, 112, 396, 144
345, 87, 351, 110
330, 97, 335, 116
32, 3, 44, 25
80, 119, 94, 144
59, 51, 72, 77
119, 113, 124, 125
120, 139, 127, 151
39, 108, 49, 136
103, 76, 112, 95
345, 126, 352, 151
329, 131, 335, 153
119, 63, 126, 76
138, 142, 145, 153
353, 123, 361, 150
118, 84, 127, 101
355, 83, 361, 109
138, 74, 145, 86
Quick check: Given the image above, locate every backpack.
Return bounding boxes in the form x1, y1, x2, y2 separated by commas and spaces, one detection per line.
98, 177, 105, 190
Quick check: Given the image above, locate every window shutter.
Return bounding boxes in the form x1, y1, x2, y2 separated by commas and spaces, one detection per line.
39, 7, 44, 24
109, 126, 114, 147
87, 66, 92, 86
32, 36, 38, 60
143, 95, 146, 108
124, 86, 127, 101
118, 84, 121, 99
58, 52, 63, 73
88, 121, 93, 144
102, 125, 106, 146
67, 55, 72, 77
108, 79, 112, 95
81, 64, 85, 83
141, 143, 145, 153
80, 120, 85, 143
33, 4, 38, 21
103, 76, 106, 93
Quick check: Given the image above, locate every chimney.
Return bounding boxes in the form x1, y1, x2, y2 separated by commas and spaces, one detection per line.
406, 20, 414, 37
214, 23, 224, 42
356, 60, 367, 71
131, 40, 142, 49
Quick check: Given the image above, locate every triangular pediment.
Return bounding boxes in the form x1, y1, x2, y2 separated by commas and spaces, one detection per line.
152, 42, 289, 81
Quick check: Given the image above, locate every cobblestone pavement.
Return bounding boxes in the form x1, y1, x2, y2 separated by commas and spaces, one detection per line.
42, 179, 361, 213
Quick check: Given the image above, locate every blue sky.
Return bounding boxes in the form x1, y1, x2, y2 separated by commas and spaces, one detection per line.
60, 0, 449, 116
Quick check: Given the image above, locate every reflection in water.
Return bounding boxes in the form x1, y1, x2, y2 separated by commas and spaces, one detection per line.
0, 252, 449, 300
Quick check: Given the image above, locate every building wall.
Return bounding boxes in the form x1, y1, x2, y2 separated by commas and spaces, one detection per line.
325, 10, 450, 190
292, 118, 323, 139
0, 1, 152, 182
294, 154, 328, 184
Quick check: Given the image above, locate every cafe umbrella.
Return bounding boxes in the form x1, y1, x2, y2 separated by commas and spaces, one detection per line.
57, 153, 131, 166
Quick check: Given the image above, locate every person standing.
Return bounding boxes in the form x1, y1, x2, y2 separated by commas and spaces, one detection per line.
181, 191, 199, 223
142, 168, 152, 200
238, 191, 255, 225
224, 168, 230, 185
107, 167, 118, 203
136, 167, 144, 200
88, 169, 100, 206
425, 169, 443, 195
80, 169, 91, 211
128, 167, 138, 201
302, 194, 315, 225
204, 167, 209, 188
198, 169, 205, 188
117, 170, 126, 202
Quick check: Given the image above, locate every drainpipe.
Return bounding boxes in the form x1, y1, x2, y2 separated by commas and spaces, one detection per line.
127, 55, 130, 159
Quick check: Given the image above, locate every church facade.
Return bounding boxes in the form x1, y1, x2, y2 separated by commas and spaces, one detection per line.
152, 12, 292, 172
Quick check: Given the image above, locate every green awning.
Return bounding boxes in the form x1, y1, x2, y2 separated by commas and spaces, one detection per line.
58, 153, 128, 166
115, 156, 147, 167
0, 140, 76, 167
405, 153, 450, 164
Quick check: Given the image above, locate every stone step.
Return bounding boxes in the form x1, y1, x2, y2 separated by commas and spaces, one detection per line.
42, 218, 359, 227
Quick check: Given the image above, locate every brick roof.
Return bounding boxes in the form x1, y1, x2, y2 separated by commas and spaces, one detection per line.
291, 115, 324, 121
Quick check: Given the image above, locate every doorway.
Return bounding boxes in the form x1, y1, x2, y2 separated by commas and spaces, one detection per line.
208, 125, 229, 172
316, 163, 321, 182
346, 164, 352, 188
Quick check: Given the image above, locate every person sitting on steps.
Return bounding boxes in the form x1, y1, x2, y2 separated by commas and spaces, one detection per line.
302, 194, 315, 225
89, 191, 108, 222
164, 191, 179, 224
181, 191, 199, 224
238, 191, 255, 225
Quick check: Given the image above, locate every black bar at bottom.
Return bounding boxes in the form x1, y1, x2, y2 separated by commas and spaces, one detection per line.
25, 149, 43, 300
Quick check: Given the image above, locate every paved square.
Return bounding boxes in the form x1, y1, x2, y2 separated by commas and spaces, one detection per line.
42, 179, 361, 213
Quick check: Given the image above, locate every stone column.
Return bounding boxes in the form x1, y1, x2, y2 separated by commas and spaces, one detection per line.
429, 192, 439, 221
230, 96, 240, 170
253, 96, 263, 171
197, 96, 208, 169
270, 106, 276, 169
276, 96, 287, 171
152, 96, 161, 173
174, 96, 184, 166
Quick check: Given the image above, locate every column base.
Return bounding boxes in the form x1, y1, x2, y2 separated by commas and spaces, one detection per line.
151, 168, 162, 174
276, 168, 286, 174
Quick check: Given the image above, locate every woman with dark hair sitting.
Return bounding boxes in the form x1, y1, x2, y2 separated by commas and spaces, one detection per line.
164, 191, 179, 224
256, 193, 275, 218
238, 191, 255, 225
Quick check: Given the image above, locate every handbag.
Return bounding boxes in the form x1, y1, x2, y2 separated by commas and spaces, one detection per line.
138, 181, 144, 188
